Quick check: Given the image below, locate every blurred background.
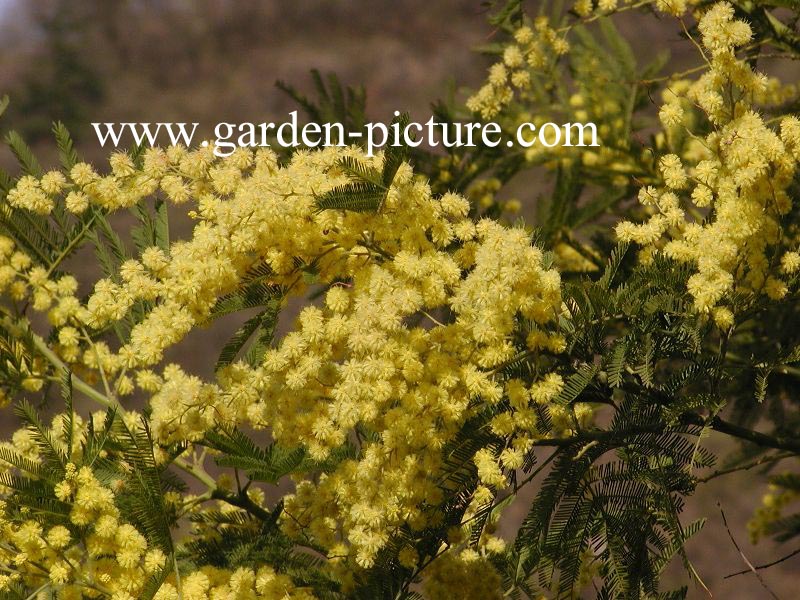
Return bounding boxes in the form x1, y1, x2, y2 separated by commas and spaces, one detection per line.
0, 0, 489, 166
0, 1, 798, 597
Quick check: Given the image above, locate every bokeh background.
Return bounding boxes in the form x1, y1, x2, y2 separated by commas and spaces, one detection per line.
0, 1, 797, 597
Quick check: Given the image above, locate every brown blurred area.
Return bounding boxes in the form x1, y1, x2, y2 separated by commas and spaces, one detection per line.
1, 2, 798, 597
0, 0, 488, 166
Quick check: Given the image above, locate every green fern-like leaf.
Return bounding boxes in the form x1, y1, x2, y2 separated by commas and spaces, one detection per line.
216, 301, 279, 371
113, 417, 176, 552
316, 180, 386, 213
606, 337, 628, 388
5, 131, 41, 176
204, 426, 305, 483
13, 400, 67, 474
52, 121, 79, 171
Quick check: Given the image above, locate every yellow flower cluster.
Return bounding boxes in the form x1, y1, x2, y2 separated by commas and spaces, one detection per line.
467, 18, 569, 119
0, 412, 315, 599
468, 9, 658, 176
0, 488, 314, 600
4, 144, 567, 572
0, 460, 158, 599
422, 549, 504, 600
1, 257, 81, 333
616, 2, 798, 313
572, 0, 693, 21
748, 482, 799, 544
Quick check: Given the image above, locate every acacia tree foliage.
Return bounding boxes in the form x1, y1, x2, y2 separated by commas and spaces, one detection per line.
2, 1, 800, 599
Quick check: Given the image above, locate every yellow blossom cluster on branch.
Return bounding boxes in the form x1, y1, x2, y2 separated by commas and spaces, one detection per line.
467, 17, 569, 119
0, 411, 314, 599
616, 2, 800, 316
2, 142, 568, 577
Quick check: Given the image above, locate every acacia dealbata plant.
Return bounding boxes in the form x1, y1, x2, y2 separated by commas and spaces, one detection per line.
2, 1, 800, 598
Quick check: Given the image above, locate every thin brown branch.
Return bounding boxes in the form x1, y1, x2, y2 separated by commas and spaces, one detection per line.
725, 546, 800, 579
718, 502, 780, 600
697, 452, 794, 483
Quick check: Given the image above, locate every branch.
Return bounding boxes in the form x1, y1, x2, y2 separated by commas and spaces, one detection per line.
529, 423, 693, 448
528, 415, 800, 458
211, 488, 274, 522
172, 456, 216, 489
173, 455, 274, 522
706, 416, 800, 455
615, 380, 800, 454
697, 452, 794, 483
726, 545, 800, 579
718, 502, 781, 600
1, 316, 120, 410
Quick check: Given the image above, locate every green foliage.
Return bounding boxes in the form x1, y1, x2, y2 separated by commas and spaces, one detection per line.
315, 114, 410, 213
507, 399, 709, 598
215, 302, 280, 371
111, 417, 180, 552
203, 426, 305, 484
277, 69, 367, 146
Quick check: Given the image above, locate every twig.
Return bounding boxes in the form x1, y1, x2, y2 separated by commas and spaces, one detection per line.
681, 413, 800, 455
697, 452, 794, 483
24, 582, 50, 600
718, 502, 780, 600
82, 326, 116, 402
173, 552, 183, 600
725, 546, 800, 579
557, 0, 654, 32
1, 316, 120, 410
173, 456, 216, 489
